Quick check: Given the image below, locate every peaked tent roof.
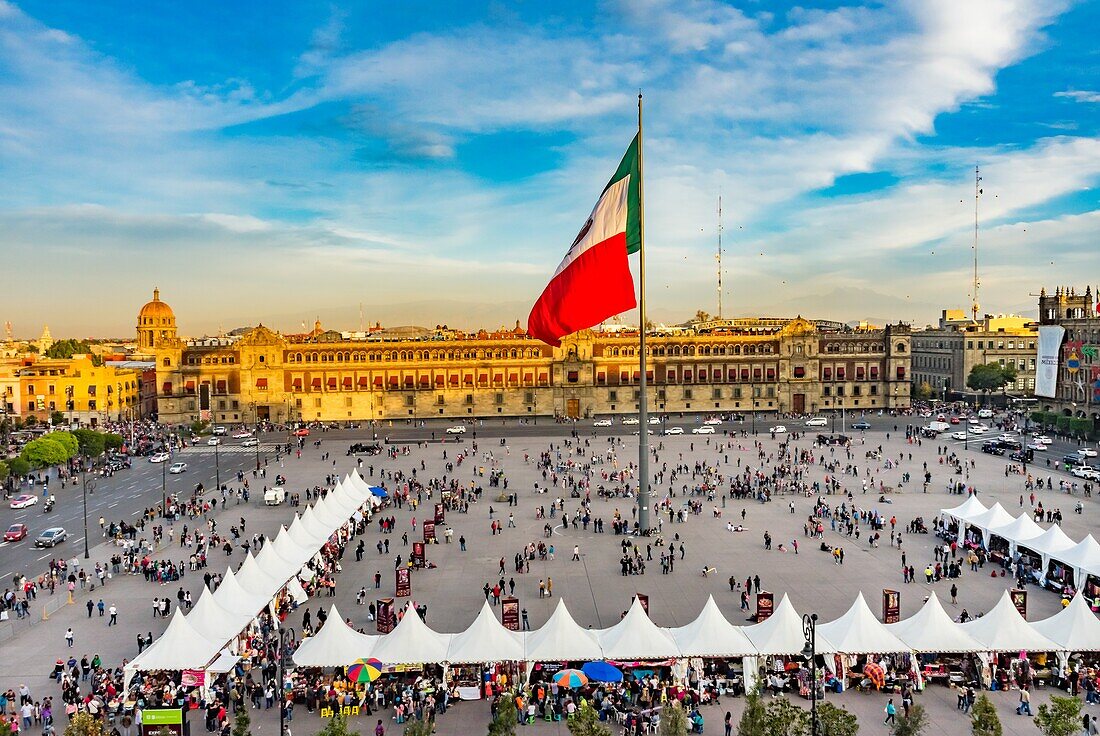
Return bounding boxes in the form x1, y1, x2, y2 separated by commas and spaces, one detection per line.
743, 595, 835, 656
523, 599, 603, 662
130, 609, 223, 671
271, 527, 316, 570
885, 592, 984, 653
1021, 524, 1077, 558
987, 514, 1045, 544
1031, 594, 1100, 652
369, 608, 452, 665
965, 502, 1015, 533
236, 551, 285, 597
212, 567, 268, 618
597, 598, 679, 660
287, 514, 326, 549
187, 587, 253, 643
1054, 535, 1100, 578
960, 591, 1059, 652
293, 605, 378, 666
299, 505, 333, 540
817, 593, 910, 654
446, 602, 525, 664
669, 596, 756, 657
941, 496, 988, 524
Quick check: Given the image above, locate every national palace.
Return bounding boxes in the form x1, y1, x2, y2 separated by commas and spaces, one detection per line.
145, 291, 913, 425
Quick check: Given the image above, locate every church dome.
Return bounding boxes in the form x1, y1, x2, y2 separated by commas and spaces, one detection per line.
139, 288, 175, 322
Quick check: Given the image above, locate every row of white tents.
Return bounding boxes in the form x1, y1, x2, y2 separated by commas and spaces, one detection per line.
942, 496, 1100, 584
125, 472, 386, 683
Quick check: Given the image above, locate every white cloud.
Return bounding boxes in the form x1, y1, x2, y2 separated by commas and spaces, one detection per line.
1055, 89, 1100, 103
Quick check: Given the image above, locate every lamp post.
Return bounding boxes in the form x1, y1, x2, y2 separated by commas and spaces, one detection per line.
802, 613, 820, 736
80, 455, 95, 560
161, 449, 167, 515
214, 440, 220, 492
275, 626, 295, 736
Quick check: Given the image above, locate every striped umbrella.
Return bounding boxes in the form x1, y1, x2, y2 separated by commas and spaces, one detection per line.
552, 669, 589, 689
347, 658, 384, 683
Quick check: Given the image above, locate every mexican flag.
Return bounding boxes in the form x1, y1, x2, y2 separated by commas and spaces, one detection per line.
528, 134, 641, 347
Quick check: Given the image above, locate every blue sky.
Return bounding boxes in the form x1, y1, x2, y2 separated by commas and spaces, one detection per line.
1, 0, 1097, 336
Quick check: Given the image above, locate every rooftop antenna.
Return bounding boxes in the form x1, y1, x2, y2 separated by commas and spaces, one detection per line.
716, 194, 723, 319
359, 303, 364, 334
4, 321, 11, 342
971, 164, 982, 323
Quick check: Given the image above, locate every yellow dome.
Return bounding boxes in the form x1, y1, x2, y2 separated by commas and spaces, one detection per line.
139, 288, 175, 320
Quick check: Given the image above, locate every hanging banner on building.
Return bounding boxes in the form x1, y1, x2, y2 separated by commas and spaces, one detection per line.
434, 502, 445, 524
1035, 325, 1065, 398
411, 542, 425, 569
635, 593, 649, 615
423, 520, 436, 542
1010, 589, 1027, 619
756, 592, 774, 622
501, 596, 520, 631
395, 568, 411, 597
376, 598, 394, 633
882, 589, 901, 624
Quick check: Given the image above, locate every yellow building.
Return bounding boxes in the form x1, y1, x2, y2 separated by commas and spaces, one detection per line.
136, 288, 178, 354
3, 354, 142, 425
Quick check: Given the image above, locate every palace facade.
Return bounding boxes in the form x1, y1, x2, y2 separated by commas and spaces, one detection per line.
150, 293, 912, 424
1036, 286, 1100, 426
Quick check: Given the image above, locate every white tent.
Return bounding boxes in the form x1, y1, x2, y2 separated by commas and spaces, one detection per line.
299, 505, 333, 541
369, 609, 452, 665
130, 609, 223, 671
271, 527, 317, 570
960, 591, 1059, 652
1052, 535, 1100, 584
1031, 594, 1100, 652
669, 596, 756, 657
597, 598, 679, 660
941, 496, 988, 526
1021, 525, 1077, 573
987, 514, 1044, 556
885, 593, 984, 653
523, 599, 603, 662
446, 602, 525, 663
817, 593, 910, 654
743, 595, 833, 656
287, 514, 327, 549
187, 588, 253, 643
965, 503, 1016, 547
293, 605, 379, 666
255, 540, 304, 581
311, 496, 351, 531
212, 567, 268, 618
236, 551, 285, 597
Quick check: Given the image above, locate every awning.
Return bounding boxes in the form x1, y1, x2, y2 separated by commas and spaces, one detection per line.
597, 372, 606, 382
419, 376, 430, 386
186, 380, 195, 390
538, 372, 548, 383
373, 376, 383, 387
292, 378, 302, 389
633, 371, 640, 379
740, 369, 749, 380
327, 378, 337, 389
464, 376, 473, 385
311, 378, 322, 389
450, 376, 460, 385
342, 377, 353, 389
712, 369, 722, 379
388, 376, 399, 386
216, 380, 227, 392
508, 373, 518, 383
728, 369, 736, 380
358, 376, 369, 387
404, 377, 414, 387
493, 374, 503, 383
435, 375, 444, 386
620, 371, 629, 381
256, 378, 268, 389
162, 382, 173, 394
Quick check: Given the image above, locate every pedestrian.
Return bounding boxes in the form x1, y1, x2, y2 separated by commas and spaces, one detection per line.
572, 545, 580, 561
950, 583, 958, 605
883, 699, 896, 725
1016, 687, 1032, 716
85, 600, 93, 618
108, 605, 118, 626
64, 629, 73, 648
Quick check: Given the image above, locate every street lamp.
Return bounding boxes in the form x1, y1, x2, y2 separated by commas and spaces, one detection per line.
802, 613, 820, 736
214, 440, 220, 492
80, 455, 95, 560
275, 626, 295, 736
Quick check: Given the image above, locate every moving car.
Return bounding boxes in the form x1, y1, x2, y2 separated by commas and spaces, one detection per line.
981, 442, 1006, 456
593, 419, 613, 427
1034, 436, 1053, 445
293, 428, 311, 437
852, 421, 871, 430
232, 431, 253, 439
445, 426, 466, 434
949, 417, 961, 425
1078, 448, 1098, 458
703, 418, 723, 425
149, 452, 171, 463
10, 494, 37, 509
1071, 466, 1099, 481
212, 426, 227, 435
622, 418, 640, 425
1027, 442, 1047, 451
771, 426, 788, 434
691, 426, 715, 434
805, 417, 828, 427
664, 427, 684, 435
241, 437, 260, 447
207, 437, 221, 446
648, 417, 661, 425
969, 426, 988, 435
34, 527, 67, 548
4, 523, 29, 542
978, 409, 994, 419
169, 462, 188, 474
951, 431, 967, 440
1062, 455, 1087, 467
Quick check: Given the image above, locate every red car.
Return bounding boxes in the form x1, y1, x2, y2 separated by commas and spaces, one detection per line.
4, 523, 29, 542
950, 417, 961, 424
293, 428, 310, 437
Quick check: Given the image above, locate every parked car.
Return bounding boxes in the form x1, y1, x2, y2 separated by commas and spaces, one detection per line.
169, 462, 188, 474
445, 425, 466, 434
4, 523, 29, 542
664, 427, 684, 435
622, 418, 640, 426
1062, 455, 1087, 467
703, 418, 722, 425
805, 417, 828, 427
771, 426, 788, 434
951, 431, 967, 440
212, 426, 227, 436
1027, 442, 1047, 451
1071, 466, 1099, 481
149, 452, 171, 463
692, 426, 715, 434
207, 437, 221, 446
648, 417, 661, 425
232, 431, 253, 439
34, 527, 67, 548
852, 421, 871, 430
593, 419, 613, 427
241, 438, 259, 447
981, 443, 1006, 456
10, 494, 37, 509
264, 487, 287, 506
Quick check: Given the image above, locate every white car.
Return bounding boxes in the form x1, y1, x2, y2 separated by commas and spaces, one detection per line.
445, 425, 466, 434
951, 431, 967, 440
212, 426, 227, 436
207, 437, 221, 446
1027, 442, 1047, 451
232, 431, 253, 439
169, 462, 188, 474
9, 494, 38, 509
692, 426, 715, 434
969, 426, 988, 435
1071, 466, 1099, 481
968, 417, 980, 424
149, 452, 171, 463
622, 418, 640, 426
805, 417, 828, 427
703, 418, 722, 425
241, 438, 260, 447
1035, 436, 1053, 445
593, 419, 613, 427
631, 429, 656, 435
648, 417, 661, 425
664, 427, 684, 435
1078, 448, 1099, 458
771, 426, 788, 434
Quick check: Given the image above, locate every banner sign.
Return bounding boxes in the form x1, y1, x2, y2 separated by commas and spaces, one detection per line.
756, 592, 774, 622
141, 708, 183, 736
882, 589, 901, 624
635, 593, 649, 615
395, 568, 411, 597
411, 542, 425, 569
376, 598, 394, 633
1035, 325, 1065, 398
423, 520, 436, 542
434, 502, 445, 524
1010, 588, 1027, 619
181, 669, 205, 687
501, 596, 520, 631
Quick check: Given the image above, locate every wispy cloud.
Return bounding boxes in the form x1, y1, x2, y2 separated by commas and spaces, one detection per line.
1055, 89, 1100, 103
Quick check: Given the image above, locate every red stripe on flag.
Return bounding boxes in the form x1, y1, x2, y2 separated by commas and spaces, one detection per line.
527, 232, 636, 347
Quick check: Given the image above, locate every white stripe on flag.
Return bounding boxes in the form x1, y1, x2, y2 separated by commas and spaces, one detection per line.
552, 175, 630, 278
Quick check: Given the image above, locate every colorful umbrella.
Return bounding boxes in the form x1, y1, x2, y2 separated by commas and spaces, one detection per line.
581, 661, 623, 683
552, 669, 589, 688
863, 662, 885, 689
347, 658, 384, 683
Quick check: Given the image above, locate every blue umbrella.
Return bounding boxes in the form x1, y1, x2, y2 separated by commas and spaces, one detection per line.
582, 661, 624, 683
369, 485, 388, 498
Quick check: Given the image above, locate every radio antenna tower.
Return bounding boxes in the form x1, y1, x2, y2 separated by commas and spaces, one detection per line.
971, 164, 982, 322
716, 194, 724, 319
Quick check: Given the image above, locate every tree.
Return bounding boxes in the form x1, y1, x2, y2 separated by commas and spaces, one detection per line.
912, 382, 934, 401
695, 311, 711, 323
21, 437, 72, 468
966, 362, 1017, 400
63, 712, 105, 736
402, 716, 433, 736
7, 457, 30, 479
72, 429, 106, 457
24, 415, 37, 427
817, 702, 859, 736
890, 704, 928, 736
1035, 695, 1082, 736
231, 706, 251, 736
50, 430, 80, 457
0, 461, 9, 484
51, 410, 66, 426
737, 687, 768, 736
659, 701, 689, 736
970, 694, 1001, 736
317, 713, 361, 736
763, 699, 809, 735
568, 699, 611, 736
0, 714, 13, 736
488, 695, 517, 736
44, 339, 97, 361
103, 433, 124, 451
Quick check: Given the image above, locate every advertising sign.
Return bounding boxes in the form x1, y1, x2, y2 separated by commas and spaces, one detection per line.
411, 542, 425, 569
1035, 325, 1065, 398
755, 592, 774, 622
376, 598, 394, 633
635, 593, 649, 615
181, 669, 205, 687
395, 568, 411, 597
141, 708, 183, 736
1010, 588, 1027, 619
882, 589, 901, 624
501, 596, 520, 631
423, 520, 436, 542
434, 502, 445, 524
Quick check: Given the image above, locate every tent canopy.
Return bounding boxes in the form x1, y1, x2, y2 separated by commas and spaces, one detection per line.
597, 598, 679, 660
743, 595, 834, 656
885, 593, 984, 653
212, 567, 268, 618
1023, 525, 1076, 559
987, 514, 1044, 545
1054, 535, 1100, 578
523, 599, 603, 662
293, 605, 378, 666
817, 593, 910, 654
941, 496, 988, 525
669, 596, 756, 657
1031, 594, 1100, 652
130, 609, 223, 671
446, 602, 524, 664
966, 502, 1015, 534
187, 588, 253, 643
369, 608, 452, 665
960, 591, 1059, 652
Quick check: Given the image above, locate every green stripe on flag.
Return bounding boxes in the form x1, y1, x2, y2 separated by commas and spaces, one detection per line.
603, 133, 641, 255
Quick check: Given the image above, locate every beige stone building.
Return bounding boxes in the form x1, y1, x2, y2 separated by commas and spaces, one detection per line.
1037, 286, 1100, 425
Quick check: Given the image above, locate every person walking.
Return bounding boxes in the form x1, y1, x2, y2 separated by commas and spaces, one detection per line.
950, 583, 958, 605
64, 629, 73, 648
1016, 687, 1032, 716
108, 605, 118, 626
883, 699, 896, 725
572, 545, 580, 561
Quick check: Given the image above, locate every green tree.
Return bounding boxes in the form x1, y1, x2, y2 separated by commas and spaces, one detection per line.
763, 699, 809, 735
24, 415, 38, 427
890, 703, 928, 736
488, 695, 517, 736
912, 382, 934, 400
402, 716, 434, 736
21, 437, 72, 468
737, 687, 768, 736
659, 701, 689, 736
72, 429, 106, 457
966, 362, 1017, 400
231, 706, 251, 736
695, 311, 711, 323
63, 712, 105, 736
317, 712, 361, 736
568, 700, 611, 736
0, 461, 9, 484
970, 694, 1001, 736
44, 339, 95, 360
50, 410, 66, 426
817, 702, 859, 736
103, 433, 124, 450
50, 430, 80, 457
1035, 695, 1082, 736
7, 457, 30, 478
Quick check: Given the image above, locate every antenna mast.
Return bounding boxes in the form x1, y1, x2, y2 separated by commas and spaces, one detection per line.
971, 164, 982, 322
716, 195, 723, 319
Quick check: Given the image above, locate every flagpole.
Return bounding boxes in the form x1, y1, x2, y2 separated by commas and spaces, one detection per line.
636, 92, 650, 535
